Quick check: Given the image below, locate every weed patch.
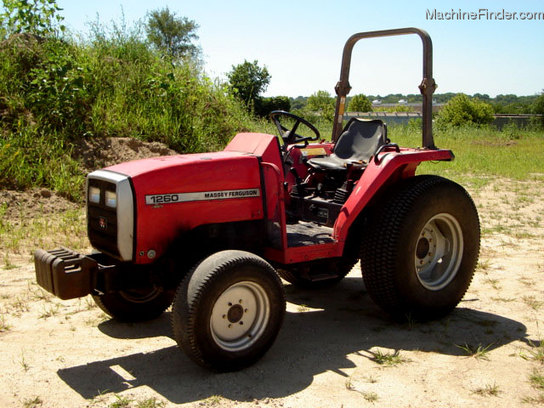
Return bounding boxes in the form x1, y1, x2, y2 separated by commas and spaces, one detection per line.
472, 383, 500, 396
369, 349, 410, 366
456, 343, 493, 360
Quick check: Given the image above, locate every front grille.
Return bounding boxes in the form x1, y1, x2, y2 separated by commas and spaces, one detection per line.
87, 178, 120, 257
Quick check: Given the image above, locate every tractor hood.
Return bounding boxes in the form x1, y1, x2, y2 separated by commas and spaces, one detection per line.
105, 150, 252, 180
85, 132, 284, 264
89, 148, 265, 264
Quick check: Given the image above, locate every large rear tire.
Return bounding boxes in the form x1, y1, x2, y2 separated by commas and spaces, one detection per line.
171, 250, 285, 371
360, 175, 480, 320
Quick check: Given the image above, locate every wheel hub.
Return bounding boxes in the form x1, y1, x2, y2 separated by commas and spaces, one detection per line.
227, 304, 244, 323
416, 237, 431, 260
414, 213, 463, 291
210, 281, 270, 352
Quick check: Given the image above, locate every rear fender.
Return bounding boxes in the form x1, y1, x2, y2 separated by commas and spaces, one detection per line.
333, 149, 454, 246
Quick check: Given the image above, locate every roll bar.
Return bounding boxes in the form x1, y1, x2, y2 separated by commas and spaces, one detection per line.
331, 27, 437, 149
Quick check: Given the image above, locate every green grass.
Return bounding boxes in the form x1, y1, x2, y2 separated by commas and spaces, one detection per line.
522, 296, 544, 311
531, 370, 544, 390
389, 125, 544, 182
0, 313, 11, 331
135, 398, 165, 408
258, 119, 544, 183
201, 395, 224, 406
455, 343, 493, 360
522, 340, 544, 364
109, 395, 132, 408
369, 349, 410, 366
0, 207, 88, 264
472, 383, 500, 397
22, 396, 43, 408
362, 391, 379, 402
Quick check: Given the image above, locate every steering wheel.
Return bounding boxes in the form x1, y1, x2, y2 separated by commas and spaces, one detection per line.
269, 110, 321, 146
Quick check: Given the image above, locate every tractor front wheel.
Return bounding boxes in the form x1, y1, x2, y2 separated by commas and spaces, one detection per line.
171, 250, 285, 371
360, 175, 480, 320
92, 286, 174, 322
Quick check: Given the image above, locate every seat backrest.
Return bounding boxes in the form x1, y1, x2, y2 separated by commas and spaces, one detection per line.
333, 118, 388, 162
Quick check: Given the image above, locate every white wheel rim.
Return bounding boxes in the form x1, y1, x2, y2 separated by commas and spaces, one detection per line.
414, 213, 463, 291
210, 281, 270, 352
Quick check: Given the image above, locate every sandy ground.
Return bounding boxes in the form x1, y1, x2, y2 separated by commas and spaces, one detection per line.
1, 177, 543, 408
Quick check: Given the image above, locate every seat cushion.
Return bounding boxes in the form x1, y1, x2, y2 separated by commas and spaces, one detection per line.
307, 154, 363, 171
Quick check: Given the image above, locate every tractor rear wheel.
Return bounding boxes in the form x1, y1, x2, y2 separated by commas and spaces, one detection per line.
360, 175, 480, 320
171, 250, 285, 371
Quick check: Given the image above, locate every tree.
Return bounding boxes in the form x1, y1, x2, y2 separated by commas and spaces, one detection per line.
348, 94, 372, 112
255, 96, 290, 117
227, 60, 270, 108
1, 0, 65, 37
145, 7, 199, 59
436, 93, 494, 127
533, 91, 544, 127
306, 90, 335, 121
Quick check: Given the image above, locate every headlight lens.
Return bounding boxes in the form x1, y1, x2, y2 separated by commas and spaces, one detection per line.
89, 186, 100, 203
105, 190, 117, 208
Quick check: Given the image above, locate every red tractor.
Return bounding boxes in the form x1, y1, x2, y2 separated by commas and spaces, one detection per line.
35, 28, 480, 371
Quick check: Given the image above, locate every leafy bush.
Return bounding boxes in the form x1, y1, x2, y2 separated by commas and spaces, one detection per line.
306, 90, 335, 122
532, 91, 544, 128
347, 94, 372, 112
436, 93, 494, 127
0, 21, 254, 200
255, 96, 290, 117
1, 0, 65, 37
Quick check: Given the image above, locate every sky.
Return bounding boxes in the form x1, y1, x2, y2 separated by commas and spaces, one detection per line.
56, 0, 544, 98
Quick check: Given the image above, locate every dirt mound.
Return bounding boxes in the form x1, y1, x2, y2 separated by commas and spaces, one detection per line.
74, 137, 177, 173
0, 137, 177, 220
0, 189, 79, 220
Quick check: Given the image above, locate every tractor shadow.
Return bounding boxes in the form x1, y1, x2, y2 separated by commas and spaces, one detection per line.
57, 276, 528, 404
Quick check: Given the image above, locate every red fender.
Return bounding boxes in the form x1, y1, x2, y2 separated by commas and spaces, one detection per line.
333, 148, 454, 245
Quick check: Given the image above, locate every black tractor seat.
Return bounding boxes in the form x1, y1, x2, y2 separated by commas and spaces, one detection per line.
308, 118, 388, 172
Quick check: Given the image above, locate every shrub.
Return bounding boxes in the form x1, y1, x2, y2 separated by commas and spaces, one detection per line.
436, 93, 494, 127
0, 26, 254, 200
254, 96, 291, 117
532, 91, 544, 128
306, 90, 335, 122
348, 94, 372, 112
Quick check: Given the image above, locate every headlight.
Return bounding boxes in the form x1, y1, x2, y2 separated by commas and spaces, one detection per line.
105, 190, 117, 208
89, 186, 100, 204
